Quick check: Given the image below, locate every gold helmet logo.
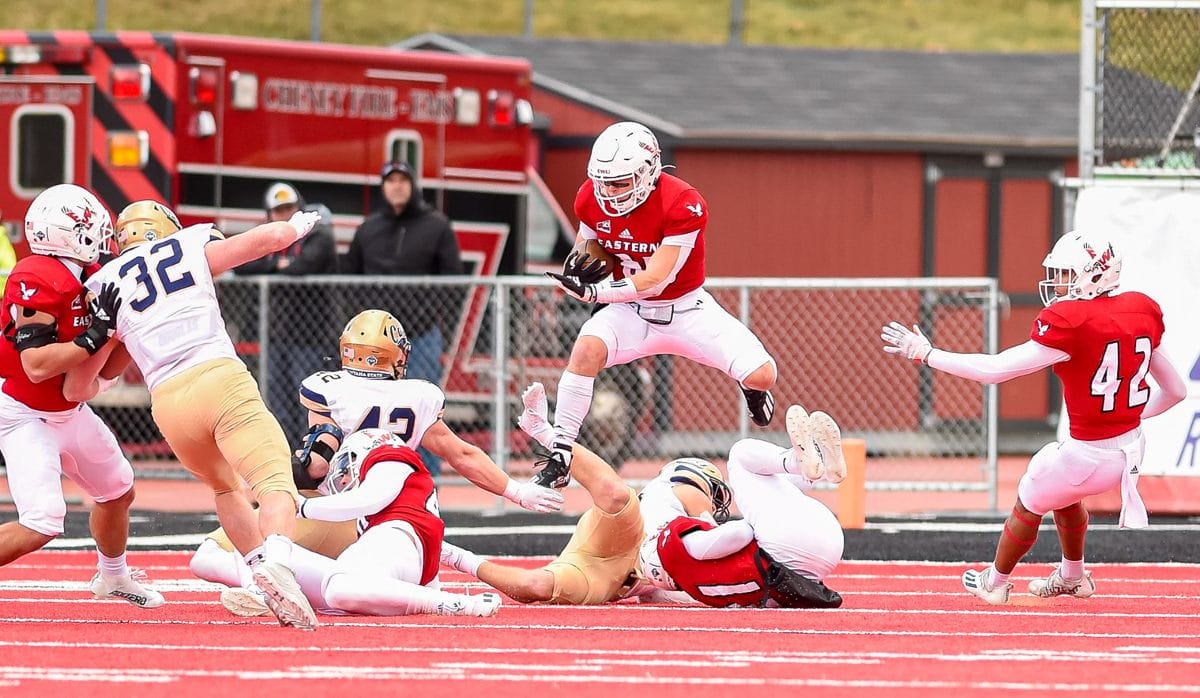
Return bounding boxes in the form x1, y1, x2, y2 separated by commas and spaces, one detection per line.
339, 309, 412, 379
115, 200, 182, 252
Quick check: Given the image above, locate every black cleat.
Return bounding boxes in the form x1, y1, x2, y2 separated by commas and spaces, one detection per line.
741, 387, 775, 427
533, 448, 573, 489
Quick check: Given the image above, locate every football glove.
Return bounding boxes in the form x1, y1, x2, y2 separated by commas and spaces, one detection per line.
563, 250, 610, 285
881, 321, 933, 363
74, 283, 121, 355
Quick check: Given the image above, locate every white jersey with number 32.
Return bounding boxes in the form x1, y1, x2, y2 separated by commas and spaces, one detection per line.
85, 224, 238, 391
299, 370, 447, 445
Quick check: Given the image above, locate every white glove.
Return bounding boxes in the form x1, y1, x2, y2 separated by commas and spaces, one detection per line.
516, 381, 554, 449
881, 321, 933, 363
504, 478, 565, 513
286, 210, 322, 241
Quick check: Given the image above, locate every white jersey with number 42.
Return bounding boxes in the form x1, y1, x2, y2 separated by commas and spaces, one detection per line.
85, 224, 238, 391
299, 370, 447, 445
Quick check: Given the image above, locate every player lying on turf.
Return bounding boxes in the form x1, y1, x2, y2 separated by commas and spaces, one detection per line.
638, 405, 846, 608
882, 230, 1186, 605
220, 429, 501, 618
188, 309, 563, 596
439, 382, 722, 605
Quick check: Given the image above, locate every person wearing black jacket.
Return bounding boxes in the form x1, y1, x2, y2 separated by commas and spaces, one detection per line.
234, 182, 338, 443
344, 161, 464, 475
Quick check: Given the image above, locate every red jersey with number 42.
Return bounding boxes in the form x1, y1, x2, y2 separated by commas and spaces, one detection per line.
656, 516, 766, 608
0, 255, 96, 412
574, 172, 707, 302
1032, 292, 1165, 441
358, 445, 444, 585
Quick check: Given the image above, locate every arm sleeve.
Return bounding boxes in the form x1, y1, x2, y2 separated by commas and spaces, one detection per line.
680, 519, 756, 560
578, 222, 598, 241
1143, 347, 1187, 418
926, 339, 1069, 384
299, 461, 413, 522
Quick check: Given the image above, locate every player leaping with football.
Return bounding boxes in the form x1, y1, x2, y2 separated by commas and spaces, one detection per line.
540, 121, 782, 490
882, 231, 1185, 604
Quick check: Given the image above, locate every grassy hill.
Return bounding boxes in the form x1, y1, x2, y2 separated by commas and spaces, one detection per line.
4, 0, 1081, 52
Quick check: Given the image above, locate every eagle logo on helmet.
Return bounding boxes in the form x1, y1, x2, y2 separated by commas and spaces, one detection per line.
62, 205, 96, 231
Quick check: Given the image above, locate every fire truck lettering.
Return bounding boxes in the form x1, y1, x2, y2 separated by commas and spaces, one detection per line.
410, 88, 454, 124
347, 85, 398, 120
0, 85, 31, 104
43, 85, 83, 105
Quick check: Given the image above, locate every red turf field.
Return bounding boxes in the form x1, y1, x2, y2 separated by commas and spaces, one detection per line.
0, 552, 1196, 697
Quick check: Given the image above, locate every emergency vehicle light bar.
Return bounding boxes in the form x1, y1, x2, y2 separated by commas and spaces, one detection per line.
0, 45, 88, 65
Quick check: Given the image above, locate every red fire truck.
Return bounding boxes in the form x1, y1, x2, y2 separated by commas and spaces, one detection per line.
0, 32, 592, 457
0, 30, 568, 270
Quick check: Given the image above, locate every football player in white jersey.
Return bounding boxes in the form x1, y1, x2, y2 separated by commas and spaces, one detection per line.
187, 309, 564, 597
77, 200, 324, 630
439, 382, 722, 605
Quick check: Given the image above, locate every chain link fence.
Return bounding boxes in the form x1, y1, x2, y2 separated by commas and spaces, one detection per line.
1082, 0, 1200, 175
83, 275, 1000, 498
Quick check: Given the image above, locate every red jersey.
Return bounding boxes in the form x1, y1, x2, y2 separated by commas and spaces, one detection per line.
358, 445, 444, 585
0, 255, 97, 412
656, 517, 766, 608
1032, 292, 1165, 440
574, 173, 707, 302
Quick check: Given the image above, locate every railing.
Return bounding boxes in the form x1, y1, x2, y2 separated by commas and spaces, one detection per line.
77, 275, 1000, 505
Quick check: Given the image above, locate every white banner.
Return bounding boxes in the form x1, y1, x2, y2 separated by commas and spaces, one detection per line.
1062, 186, 1200, 475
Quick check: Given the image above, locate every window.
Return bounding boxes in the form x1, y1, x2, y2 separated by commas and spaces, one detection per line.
383, 130, 422, 177
13, 106, 73, 194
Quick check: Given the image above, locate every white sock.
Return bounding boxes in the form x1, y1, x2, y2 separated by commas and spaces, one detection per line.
243, 545, 266, 569
98, 552, 127, 578
552, 371, 595, 448
442, 543, 483, 576
1060, 557, 1085, 580
988, 566, 1010, 588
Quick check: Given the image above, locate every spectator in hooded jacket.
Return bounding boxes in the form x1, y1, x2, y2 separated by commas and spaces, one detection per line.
344, 161, 464, 475
234, 182, 338, 443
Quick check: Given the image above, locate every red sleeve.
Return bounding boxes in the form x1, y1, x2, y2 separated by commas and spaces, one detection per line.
663, 188, 708, 238
1031, 304, 1079, 353
3, 265, 69, 315
364, 445, 424, 470
573, 181, 595, 223
666, 516, 715, 539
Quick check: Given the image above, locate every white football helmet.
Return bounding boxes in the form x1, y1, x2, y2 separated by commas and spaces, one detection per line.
1038, 231, 1122, 307
638, 533, 678, 591
23, 184, 113, 264
587, 121, 662, 216
320, 428, 405, 495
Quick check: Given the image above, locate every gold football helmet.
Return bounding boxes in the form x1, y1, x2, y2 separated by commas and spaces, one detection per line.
115, 200, 182, 251
663, 457, 733, 522
339, 309, 411, 379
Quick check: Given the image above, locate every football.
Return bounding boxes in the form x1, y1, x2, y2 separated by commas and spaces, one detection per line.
565, 239, 618, 283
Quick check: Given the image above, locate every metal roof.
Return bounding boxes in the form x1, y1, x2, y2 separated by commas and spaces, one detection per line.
397, 33, 1082, 153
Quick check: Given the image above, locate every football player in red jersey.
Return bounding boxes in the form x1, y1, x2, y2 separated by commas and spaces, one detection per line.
638, 406, 845, 609
220, 429, 501, 618
541, 121, 778, 489
0, 184, 163, 607
882, 231, 1186, 604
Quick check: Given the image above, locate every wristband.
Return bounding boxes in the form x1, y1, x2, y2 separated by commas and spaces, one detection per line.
73, 325, 109, 356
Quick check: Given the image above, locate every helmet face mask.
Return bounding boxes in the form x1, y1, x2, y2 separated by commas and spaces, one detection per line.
24, 184, 113, 264
1038, 231, 1122, 307
115, 200, 182, 252
588, 122, 661, 217
320, 428, 403, 495
662, 457, 733, 523
339, 309, 412, 379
